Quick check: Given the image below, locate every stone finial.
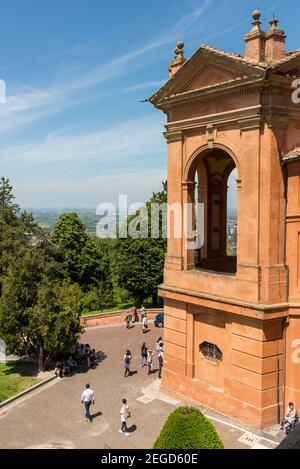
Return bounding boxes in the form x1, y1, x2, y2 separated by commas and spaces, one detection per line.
251, 9, 262, 31
168, 41, 186, 77
269, 15, 279, 30
174, 40, 185, 59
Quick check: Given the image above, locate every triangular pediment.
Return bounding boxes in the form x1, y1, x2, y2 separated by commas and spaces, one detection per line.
150, 44, 266, 105
178, 63, 246, 93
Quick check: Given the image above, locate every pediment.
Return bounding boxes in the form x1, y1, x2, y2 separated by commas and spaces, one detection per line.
178, 63, 245, 93
150, 45, 266, 105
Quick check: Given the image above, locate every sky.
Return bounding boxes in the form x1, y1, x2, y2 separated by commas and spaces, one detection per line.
0, 0, 299, 209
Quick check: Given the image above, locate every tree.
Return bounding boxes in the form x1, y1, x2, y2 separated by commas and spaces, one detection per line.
0, 177, 20, 224
0, 244, 82, 371
153, 406, 224, 449
110, 182, 167, 305
51, 212, 101, 290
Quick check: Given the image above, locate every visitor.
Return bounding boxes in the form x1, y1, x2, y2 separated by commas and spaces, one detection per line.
140, 305, 146, 320
142, 315, 148, 333
125, 311, 131, 329
146, 349, 154, 375
81, 383, 95, 422
141, 342, 148, 367
119, 398, 130, 435
90, 348, 96, 367
281, 402, 297, 432
124, 350, 132, 377
158, 350, 163, 379
66, 356, 77, 374
54, 360, 65, 379
156, 337, 163, 353
130, 306, 138, 323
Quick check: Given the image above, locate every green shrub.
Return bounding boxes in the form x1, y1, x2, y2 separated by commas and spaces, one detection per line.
153, 406, 224, 449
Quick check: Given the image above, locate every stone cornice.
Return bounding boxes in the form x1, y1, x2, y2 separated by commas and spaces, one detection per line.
163, 130, 184, 143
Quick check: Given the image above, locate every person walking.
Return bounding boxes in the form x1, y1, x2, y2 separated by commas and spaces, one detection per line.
141, 342, 148, 367
124, 349, 132, 377
142, 315, 148, 333
158, 350, 163, 379
81, 383, 95, 422
119, 398, 130, 435
140, 305, 146, 320
146, 349, 154, 375
156, 337, 163, 353
125, 311, 131, 329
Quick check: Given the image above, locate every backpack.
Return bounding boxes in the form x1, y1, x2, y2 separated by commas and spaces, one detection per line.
125, 356, 130, 364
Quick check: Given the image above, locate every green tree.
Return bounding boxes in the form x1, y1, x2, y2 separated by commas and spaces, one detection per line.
110, 182, 167, 305
153, 406, 224, 449
0, 177, 20, 224
51, 212, 101, 290
0, 244, 82, 371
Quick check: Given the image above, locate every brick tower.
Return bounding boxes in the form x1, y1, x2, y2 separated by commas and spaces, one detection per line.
150, 10, 300, 428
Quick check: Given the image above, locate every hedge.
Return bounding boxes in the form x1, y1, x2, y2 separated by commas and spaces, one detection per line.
153, 406, 224, 449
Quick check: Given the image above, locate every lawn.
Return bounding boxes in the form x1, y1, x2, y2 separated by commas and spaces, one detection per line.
0, 360, 39, 403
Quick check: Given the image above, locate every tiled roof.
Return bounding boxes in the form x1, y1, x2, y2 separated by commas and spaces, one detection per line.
200, 44, 300, 68
282, 147, 300, 162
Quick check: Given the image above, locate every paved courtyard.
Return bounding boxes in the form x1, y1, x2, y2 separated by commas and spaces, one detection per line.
0, 323, 282, 449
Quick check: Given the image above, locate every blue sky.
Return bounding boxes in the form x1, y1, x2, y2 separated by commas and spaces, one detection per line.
0, 0, 298, 208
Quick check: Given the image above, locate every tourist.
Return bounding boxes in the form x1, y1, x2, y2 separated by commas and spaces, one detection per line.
81, 383, 95, 422
281, 402, 297, 432
124, 349, 132, 377
146, 349, 154, 375
119, 398, 130, 435
140, 305, 146, 320
141, 342, 148, 367
130, 306, 138, 323
66, 355, 77, 374
156, 337, 163, 353
54, 360, 65, 379
142, 315, 148, 333
158, 350, 163, 379
125, 311, 131, 329
89, 348, 96, 367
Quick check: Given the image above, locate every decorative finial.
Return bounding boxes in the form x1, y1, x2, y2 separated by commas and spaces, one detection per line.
269, 14, 279, 30
174, 40, 185, 59
251, 9, 262, 32
252, 9, 261, 21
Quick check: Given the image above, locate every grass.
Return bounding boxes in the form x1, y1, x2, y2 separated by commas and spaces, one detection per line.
0, 360, 40, 403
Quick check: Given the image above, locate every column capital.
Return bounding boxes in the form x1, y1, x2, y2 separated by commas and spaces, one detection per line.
182, 180, 196, 190
164, 129, 184, 143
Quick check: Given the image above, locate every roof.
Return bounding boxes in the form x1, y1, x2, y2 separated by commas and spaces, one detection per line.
282, 147, 300, 163
150, 44, 300, 105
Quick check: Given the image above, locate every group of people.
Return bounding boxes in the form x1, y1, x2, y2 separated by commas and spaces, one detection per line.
54, 343, 97, 379
123, 336, 164, 379
81, 383, 132, 435
125, 305, 148, 332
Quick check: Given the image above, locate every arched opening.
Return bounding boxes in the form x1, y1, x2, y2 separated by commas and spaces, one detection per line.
188, 148, 238, 274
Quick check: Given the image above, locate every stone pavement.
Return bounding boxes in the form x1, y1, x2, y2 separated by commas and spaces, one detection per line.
0, 323, 283, 449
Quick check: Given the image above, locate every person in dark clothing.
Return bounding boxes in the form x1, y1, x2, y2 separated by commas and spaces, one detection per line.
141, 342, 148, 367
158, 350, 163, 379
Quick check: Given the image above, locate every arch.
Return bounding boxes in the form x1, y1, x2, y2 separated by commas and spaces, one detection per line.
184, 142, 241, 183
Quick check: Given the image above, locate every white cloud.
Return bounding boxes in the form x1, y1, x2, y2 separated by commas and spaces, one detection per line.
0, 115, 165, 168
123, 80, 165, 93
0, 0, 213, 136
16, 169, 167, 208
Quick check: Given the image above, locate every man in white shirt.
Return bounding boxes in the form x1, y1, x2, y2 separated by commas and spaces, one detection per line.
81, 383, 95, 422
119, 398, 130, 435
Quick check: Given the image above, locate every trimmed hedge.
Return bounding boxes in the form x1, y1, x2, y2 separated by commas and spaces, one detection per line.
153, 406, 224, 449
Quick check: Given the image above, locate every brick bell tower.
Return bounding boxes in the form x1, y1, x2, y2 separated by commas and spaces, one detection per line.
150, 10, 300, 428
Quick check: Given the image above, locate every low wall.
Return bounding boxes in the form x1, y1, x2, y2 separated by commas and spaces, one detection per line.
80, 308, 164, 328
